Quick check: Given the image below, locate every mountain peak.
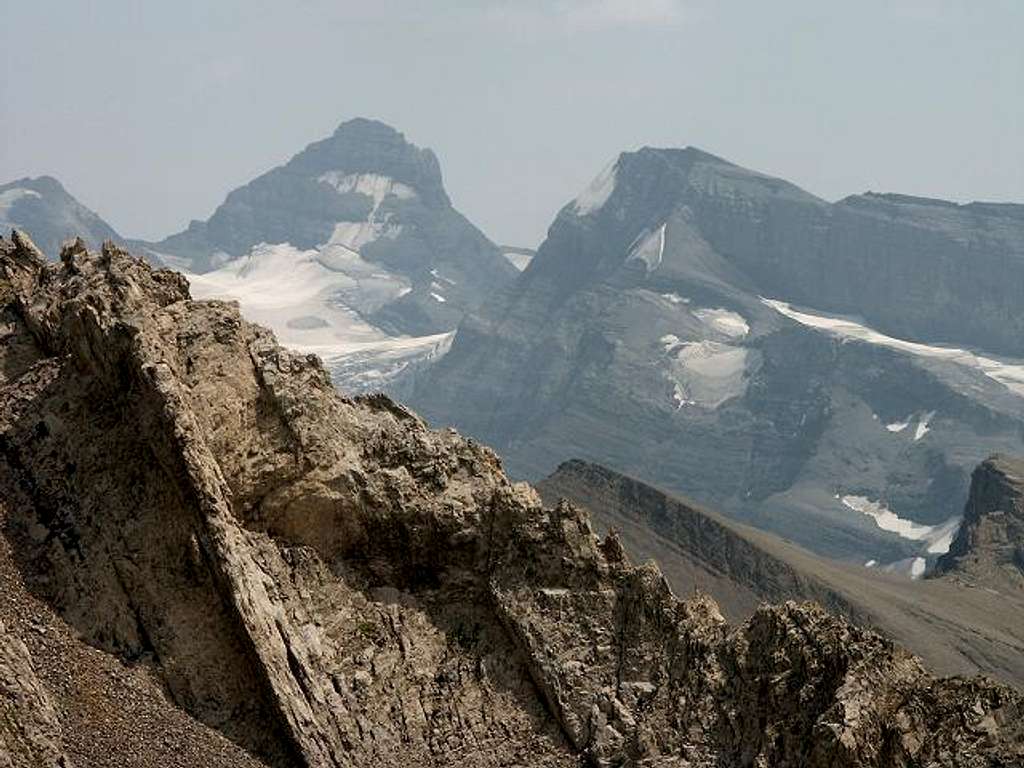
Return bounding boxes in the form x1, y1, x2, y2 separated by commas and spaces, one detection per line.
936, 455, 1024, 589
286, 117, 448, 206
331, 116, 407, 140
0, 174, 120, 258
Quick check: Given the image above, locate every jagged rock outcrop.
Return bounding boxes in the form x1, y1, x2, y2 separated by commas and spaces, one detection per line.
936, 455, 1024, 590
539, 459, 1024, 689
0, 231, 1020, 767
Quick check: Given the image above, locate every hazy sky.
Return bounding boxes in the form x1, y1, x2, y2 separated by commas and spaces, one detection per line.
2, 1, 1021, 247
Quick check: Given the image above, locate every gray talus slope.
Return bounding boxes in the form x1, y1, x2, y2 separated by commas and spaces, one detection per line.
538, 459, 1024, 690
409, 147, 1024, 565
0, 176, 122, 259
0, 231, 1020, 766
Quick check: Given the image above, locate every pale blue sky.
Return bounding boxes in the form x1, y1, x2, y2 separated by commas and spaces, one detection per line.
1, 1, 1021, 246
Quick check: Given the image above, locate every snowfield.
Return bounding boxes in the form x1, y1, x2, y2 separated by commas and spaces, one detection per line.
840, 495, 960, 555
762, 298, 1024, 397
693, 307, 749, 339
662, 337, 750, 410
182, 242, 449, 393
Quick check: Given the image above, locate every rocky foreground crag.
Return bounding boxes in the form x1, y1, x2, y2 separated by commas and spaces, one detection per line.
0, 231, 1020, 767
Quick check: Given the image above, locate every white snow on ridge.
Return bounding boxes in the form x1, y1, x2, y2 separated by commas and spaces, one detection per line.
761, 298, 1024, 397
885, 420, 909, 433
630, 223, 666, 272
504, 252, 533, 271
0, 188, 41, 218
840, 495, 960, 555
318, 172, 416, 205
913, 411, 935, 441
693, 307, 749, 339
573, 159, 617, 216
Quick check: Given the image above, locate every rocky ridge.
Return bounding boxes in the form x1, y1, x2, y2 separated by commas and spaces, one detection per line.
0, 230, 1020, 766
937, 455, 1024, 591
539, 459, 1024, 689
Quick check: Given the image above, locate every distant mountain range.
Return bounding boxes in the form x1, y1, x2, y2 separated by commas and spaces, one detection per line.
408, 146, 1024, 567
1, 120, 519, 396
5, 126, 1024, 575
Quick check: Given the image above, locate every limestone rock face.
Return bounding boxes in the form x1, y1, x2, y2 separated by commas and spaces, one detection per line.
0, 231, 1020, 767
937, 455, 1024, 590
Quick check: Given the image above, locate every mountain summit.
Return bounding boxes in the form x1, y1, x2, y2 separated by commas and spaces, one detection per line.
139, 118, 518, 394
149, 117, 515, 336
409, 147, 1024, 566
0, 176, 121, 258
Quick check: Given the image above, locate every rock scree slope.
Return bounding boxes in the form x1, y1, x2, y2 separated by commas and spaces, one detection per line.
0, 230, 1020, 767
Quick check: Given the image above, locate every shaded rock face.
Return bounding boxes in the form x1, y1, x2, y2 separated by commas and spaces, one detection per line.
149, 118, 516, 337
0, 177, 121, 260
936, 455, 1024, 590
0, 232, 1020, 767
410, 147, 1024, 564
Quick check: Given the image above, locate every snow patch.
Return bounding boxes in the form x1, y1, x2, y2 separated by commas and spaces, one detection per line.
841, 495, 960, 554
318, 172, 416, 204
864, 560, 877, 568
913, 411, 934, 441
885, 420, 909, 433
504, 251, 533, 271
693, 307, 749, 339
573, 159, 617, 216
318, 172, 413, 253
660, 293, 690, 305
430, 292, 446, 303
0, 188, 42, 218
629, 223, 666, 272
762, 298, 1024, 397
909, 557, 927, 579
664, 340, 749, 410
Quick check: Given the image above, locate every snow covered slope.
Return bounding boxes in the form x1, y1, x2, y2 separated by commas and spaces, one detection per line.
147, 118, 515, 394
182, 242, 452, 395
